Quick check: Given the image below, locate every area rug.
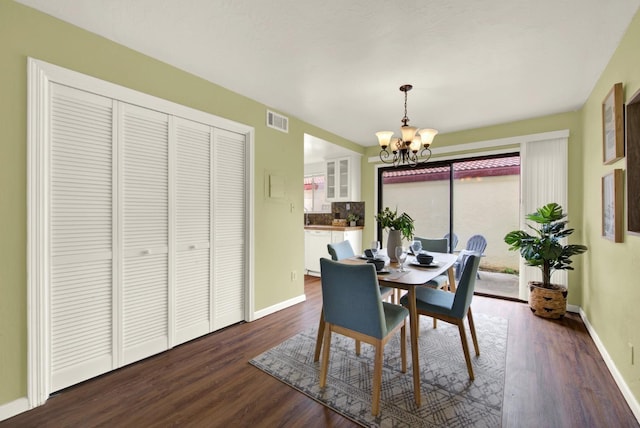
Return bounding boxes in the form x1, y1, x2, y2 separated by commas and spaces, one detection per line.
249, 313, 508, 427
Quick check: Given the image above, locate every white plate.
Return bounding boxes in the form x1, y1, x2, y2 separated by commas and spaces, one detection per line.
411, 261, 440, 268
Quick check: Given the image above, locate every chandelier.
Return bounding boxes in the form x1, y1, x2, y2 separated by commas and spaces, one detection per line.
376, 84, 438, 167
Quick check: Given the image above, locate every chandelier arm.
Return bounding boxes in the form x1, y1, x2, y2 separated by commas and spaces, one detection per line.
419, 147, 432, 164
379, 149, 393, 164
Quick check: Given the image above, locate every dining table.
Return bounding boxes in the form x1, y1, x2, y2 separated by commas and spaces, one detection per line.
313, 251, 459, 407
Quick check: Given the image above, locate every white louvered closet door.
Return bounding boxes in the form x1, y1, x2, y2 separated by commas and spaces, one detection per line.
49, 84, 115, 391
212, 128, 246, 329
174, 118, 212, 345
120, 103, 169, 364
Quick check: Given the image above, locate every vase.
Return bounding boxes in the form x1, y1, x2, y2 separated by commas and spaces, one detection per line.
528, 281, 567, 319
386, 230, 402, 262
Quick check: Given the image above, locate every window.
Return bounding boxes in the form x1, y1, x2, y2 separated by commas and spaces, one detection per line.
304, 174, 330, 212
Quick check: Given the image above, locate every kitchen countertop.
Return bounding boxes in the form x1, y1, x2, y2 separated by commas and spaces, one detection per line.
304, 225, 364, 231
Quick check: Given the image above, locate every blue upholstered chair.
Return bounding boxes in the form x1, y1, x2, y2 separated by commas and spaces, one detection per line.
413, 237, 449, 289
415, 237, 448, 253
327, 240, 394, 302
327, 240, 355, 261
400, 254, 481, 380
455, 234, 487, 279
319, 258, 408, 416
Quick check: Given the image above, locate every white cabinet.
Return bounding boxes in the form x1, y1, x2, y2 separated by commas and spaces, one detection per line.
305, 228, 363, 275
331, 230, 363, 256
305, 230, 331, 274
326, 156, 361, 201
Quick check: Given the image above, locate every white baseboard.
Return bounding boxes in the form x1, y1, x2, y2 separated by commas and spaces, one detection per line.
579, 308, 640, 423
253, 293, 306, 320
0, 397, 29, 422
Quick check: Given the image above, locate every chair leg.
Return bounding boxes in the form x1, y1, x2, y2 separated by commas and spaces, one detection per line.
457, 321, 475, 380
400, 322, 407, 373
355, 340, 361, 356
314, 309, 325, 362
467, 308, 480, 356
433, 318, 437, 329
319, 325, 332, 388
371, 341, 384, 416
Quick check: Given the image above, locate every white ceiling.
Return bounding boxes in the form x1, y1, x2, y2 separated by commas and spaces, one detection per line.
16, 0, 640, 154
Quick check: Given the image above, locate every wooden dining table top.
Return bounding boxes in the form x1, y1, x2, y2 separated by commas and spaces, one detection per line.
342, 252, 458, 289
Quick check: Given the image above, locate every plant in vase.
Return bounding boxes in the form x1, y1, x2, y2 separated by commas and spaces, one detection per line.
504, 202, 587, 319
346, 213, 360, 227
375, 207, 415, 261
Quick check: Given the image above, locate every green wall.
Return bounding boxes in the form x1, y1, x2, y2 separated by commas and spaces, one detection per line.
579, 9, 640, 402
0, 1, 362, 404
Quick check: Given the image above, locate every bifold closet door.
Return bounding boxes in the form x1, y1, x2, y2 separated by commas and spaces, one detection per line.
212, 128, 246, 329
174, 118, 212, 345
49, 84, 115, 391
120, 103, 169, 364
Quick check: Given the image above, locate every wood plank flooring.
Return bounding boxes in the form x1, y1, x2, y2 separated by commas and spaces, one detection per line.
2, 275, 638, 427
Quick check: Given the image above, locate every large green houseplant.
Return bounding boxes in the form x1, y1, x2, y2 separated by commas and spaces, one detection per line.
375, 207, 414, 261
504, 202, 587, 318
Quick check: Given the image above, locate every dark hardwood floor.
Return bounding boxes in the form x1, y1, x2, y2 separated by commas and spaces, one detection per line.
2, 275, 638, 427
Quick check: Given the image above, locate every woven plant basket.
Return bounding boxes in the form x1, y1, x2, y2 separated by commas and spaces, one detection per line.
529, 281, 567, 319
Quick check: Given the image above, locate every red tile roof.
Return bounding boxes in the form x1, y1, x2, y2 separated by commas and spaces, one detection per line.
383, 156, 520, 184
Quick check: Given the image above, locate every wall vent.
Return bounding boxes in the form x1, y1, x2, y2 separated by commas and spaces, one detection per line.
266, 109, 289, 133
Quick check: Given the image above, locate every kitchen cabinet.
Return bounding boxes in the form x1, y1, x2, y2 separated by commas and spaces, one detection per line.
326, 156, 360, 201
305, 227, 363, 275
331, 229, 362, 255
305, 229, 331, 274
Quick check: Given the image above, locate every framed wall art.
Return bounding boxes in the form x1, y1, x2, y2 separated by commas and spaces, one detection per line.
602, 169, 624, 242
627, 89, 640, 235
602, 82, 625, 164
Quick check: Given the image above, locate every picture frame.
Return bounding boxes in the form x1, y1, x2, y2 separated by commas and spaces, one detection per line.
626, 88, 640, 235
602, 169, 624, 242
602, 82, 625, 164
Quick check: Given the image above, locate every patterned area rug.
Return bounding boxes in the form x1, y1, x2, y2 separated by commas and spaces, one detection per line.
249, 313, 508, 427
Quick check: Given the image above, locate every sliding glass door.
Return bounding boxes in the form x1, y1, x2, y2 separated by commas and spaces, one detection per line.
377, 154, 521, 298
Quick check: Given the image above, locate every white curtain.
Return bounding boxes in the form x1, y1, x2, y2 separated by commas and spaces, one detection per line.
518, 137, 568, 300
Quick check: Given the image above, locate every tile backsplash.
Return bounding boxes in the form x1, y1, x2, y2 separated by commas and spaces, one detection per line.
305, 201, 365, 226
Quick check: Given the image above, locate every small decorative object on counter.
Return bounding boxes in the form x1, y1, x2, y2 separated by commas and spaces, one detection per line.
346, 213, 360, 227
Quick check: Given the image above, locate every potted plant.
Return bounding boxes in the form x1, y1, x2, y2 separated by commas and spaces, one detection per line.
504, 202, 588, 319
346, 213, 360, 227
375, 207, 415, 261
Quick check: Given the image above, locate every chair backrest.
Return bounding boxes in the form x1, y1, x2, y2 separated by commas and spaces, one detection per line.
444, 233, 459, 252
451, 254, 481, 318
320, 258, 386, 339
465, 234, 487, 255
414, 237, 448, 253
327, 240, 355, 261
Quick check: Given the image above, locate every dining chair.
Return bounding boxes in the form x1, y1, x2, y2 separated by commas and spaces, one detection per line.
317, 241, 395, 359
413, 237, 449, 289
327, 240, 394, 301
327, 239, 355, 261
319, 258, 408, 416
400, 254, 481, 380
444, 232, 459, 252
455, 234, 487, 279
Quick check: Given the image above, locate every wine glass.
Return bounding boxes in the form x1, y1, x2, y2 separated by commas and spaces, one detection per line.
370, 241, 381, 259
395, 246, 408, 272
410, 239, 422, 255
